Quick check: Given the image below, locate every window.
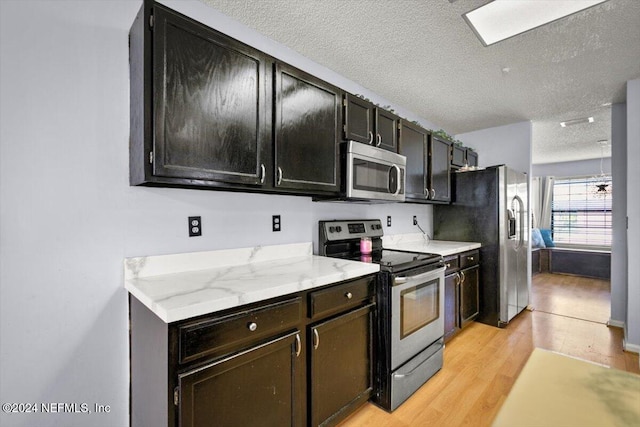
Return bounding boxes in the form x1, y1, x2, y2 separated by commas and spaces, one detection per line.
551, 176, 612, 247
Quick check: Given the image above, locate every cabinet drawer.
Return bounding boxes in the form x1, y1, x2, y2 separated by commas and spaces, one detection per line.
178, 297, 301, 364
309, 276, 375, 320
443, 255, 459, 273
459, 250, 479, 269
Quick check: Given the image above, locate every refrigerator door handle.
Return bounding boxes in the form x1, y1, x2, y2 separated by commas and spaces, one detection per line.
507, 208, 516, 240
513, 195, 525, 250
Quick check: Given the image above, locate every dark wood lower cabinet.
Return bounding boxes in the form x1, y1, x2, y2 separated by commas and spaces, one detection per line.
443, 250, 480, 341
309, 304, 374, 427
130, 275, 376, 427
179, 332, 299, 427
459, 265, 479, 327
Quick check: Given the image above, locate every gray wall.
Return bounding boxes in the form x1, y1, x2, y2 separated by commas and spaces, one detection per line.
611, 103, 627, 327
0, 1, 437, 426
455, 121, 533, 177
626, 79, 640, 351
532, 158, 612, 177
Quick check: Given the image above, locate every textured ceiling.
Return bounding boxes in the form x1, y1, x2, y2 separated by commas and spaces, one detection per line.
201, 0, 640, 164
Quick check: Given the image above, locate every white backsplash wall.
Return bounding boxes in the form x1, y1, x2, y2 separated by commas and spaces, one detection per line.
123, 187, 433, 258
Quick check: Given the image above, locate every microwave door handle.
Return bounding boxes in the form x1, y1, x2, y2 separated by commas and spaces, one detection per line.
391, 164, 401, 195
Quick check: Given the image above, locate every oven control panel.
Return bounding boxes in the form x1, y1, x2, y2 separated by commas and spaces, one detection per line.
320, 219, 384, 241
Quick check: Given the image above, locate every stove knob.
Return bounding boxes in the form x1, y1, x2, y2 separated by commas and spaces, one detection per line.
329, 226, 336, 233
336, 226, 342, 233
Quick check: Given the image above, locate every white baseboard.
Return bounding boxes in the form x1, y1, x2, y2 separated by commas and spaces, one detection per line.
623, 339, 640, 354
607, 319, 625, 328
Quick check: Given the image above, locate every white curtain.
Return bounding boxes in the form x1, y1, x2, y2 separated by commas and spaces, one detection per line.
538, 176, 554, 229
531, 176, 554, 229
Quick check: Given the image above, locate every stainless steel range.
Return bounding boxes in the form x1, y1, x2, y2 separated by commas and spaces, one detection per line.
319, 219, 446, 411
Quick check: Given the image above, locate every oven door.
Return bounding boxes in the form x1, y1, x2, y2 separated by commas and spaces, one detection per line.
345, 142, 406, 202
391, 266, 445, 370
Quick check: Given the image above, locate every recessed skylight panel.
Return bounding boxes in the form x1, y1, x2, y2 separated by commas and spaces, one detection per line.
464, 0, 609, 46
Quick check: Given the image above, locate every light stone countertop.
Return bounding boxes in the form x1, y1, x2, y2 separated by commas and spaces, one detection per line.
492, 348, 640, 426
124, 242, 379, 323
383, 233, 481, 256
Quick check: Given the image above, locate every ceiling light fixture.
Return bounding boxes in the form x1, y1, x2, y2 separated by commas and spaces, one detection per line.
592, 140, 611, 198
560, 117, 594, 127
464, 0, 609, 46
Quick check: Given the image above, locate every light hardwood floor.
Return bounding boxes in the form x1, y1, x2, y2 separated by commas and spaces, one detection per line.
339, 273, 639, 427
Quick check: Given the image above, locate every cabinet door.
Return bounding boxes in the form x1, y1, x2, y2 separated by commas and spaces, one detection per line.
274, 63, 341, 194
310, 304, 374, 427
451, 145, 466, 167
466, 149, 478, 167
375, 108, 399, 152
178, 332, 301, 427
343, 94, 374, 144
152, 5, 269, 185
444, 273, 459, 340
398, 121, 428, 201
460, 265, 479, 327
429, 136, 452, 203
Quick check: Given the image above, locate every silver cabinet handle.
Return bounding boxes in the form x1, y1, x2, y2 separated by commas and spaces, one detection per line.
345, 292, 353, 299
425, 187, 430, 198
247, 322, 258, 332
295, 333, 301, 357
460, 271, 466, 284
277, 167, 283, 185
454, 272, 461, 285
431, 189, 436, 199
313, 329, 320, 350
259, 164, 265, 184
376, 133, 382, 147
368, 131, 374, 145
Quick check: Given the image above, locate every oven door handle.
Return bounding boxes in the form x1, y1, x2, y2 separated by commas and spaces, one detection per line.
393, 341, 444, 379
394, 266, 445, 285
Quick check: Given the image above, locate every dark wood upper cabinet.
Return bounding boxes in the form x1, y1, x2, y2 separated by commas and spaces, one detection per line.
429, 135, 452, 203
400, 124, 451, 204
274, 63, 341, 194
466, 149, 479, 168
343, 94, 374, 144
343, 94, 399, 152
398, 120, 428, 200
451, 145, 466, 168
130, 2, 271, 189
375, 108, 400, 152
451, 145, 479, 169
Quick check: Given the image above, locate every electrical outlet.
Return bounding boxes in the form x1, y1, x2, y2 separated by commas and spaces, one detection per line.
272, 215, 281, 232
387, 216, 392, 227
189, 216, 202, 237
413, 216, 418, 225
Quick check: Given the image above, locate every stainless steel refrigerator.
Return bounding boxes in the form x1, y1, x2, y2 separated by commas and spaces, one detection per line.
434, 165, 529, 327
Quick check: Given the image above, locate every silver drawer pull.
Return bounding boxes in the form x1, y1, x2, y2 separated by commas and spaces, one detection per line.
247, 322, 258, 332
446, 263, 451, 268
345, 292, 353, 299
468, 256, 474, 261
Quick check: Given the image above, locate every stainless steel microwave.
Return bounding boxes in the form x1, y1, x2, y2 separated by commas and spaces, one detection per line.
343, 141, 406, 202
